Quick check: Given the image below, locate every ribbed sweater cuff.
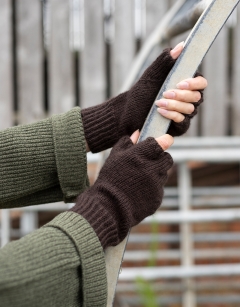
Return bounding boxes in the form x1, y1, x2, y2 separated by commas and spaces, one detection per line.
52, 107, 89, 202
81, 102, 119, 153
44, 211, 107, 307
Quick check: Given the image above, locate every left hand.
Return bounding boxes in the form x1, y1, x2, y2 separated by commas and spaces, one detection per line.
155, 42, 208, 124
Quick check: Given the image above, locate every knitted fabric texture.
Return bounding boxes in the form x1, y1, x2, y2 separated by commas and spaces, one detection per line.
70, 136, 173, 249
81, 49, 204, 153
0, 107, 88, 208
0, 212, 107, 307
81, 48, 176, 153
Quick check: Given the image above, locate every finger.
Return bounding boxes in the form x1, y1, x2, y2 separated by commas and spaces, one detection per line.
155, 99, 194, 115
157, 108, 185, 123
130, 130, 140, 144
176, 76, 208, 90
170, 41, 184, 60
162, 89, 201, 103
155, 134, 174, 151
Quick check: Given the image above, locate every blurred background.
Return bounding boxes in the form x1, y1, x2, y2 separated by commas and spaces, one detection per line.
1, 0, 240, 306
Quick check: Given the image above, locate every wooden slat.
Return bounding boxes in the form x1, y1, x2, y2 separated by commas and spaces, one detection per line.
111, 0, 135, 95
81, 0, 106, 108
0, 0, 12, 129
49, 0, 74, 114
232, 4, 240, 135
17, 0, 43, 124
202, 25, 228, 136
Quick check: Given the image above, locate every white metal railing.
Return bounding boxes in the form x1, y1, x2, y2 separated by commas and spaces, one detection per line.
118, 137, 240, 306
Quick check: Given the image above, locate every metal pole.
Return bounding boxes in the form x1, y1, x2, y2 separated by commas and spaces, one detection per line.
1, 209, 10, 247
20, 211, 38, 237
178, 162, 196, 307
105, 1, 240, 305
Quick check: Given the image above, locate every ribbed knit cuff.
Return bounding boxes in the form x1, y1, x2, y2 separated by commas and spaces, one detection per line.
52, 107, 89, 202
70, 194, 120, 249
81, 101, 119, 153
44, 211, 107, 307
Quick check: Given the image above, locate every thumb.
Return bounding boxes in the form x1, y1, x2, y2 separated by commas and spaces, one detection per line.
170, 41, 184, 60
130, 130, 140, 144
155, 134, 174, 151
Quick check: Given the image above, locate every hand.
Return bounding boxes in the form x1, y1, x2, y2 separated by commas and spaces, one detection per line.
70, 131, 173, 249
81, 48, 176, 153
155, 42, 207, 136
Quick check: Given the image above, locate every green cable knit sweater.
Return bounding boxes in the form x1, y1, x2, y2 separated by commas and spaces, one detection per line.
0, 107, 107, 307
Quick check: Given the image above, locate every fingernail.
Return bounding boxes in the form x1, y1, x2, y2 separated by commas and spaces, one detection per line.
172, 41, 184, 52
163, 91, 176, 99
157, 108, 168, 115
177, 81, 189, 89
155, 99, 168, 108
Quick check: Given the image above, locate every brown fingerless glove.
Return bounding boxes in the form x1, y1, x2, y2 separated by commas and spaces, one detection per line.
82, 48, 204, 152
81, 49, 175, 153
70, 136, 173, 249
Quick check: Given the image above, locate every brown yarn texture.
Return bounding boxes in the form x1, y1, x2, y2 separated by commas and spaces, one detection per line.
81, 49, 203, 153
70, 136, 173, 249
81, 49, 175, 153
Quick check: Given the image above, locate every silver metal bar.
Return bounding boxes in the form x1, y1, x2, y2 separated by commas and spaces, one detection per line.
121, 0, 186, 91
20, 211, 38, 237
128, 232, 240, 244
143, 208, 240, 224
105, 1, 240, 305
13, 202, 70, 212
164, 0, 212, 40
169, 148, 240, 162
162, 197, 240, 208
172, 136, 240, 147
124, 248, 240, 261
140, 0, 240, 141
165, 186, 240, 196
120, 295, 240, 305
1, 209, 10, 247
119, 263, 240, 281
178, 162, 195, 307
117, 280, 240, 292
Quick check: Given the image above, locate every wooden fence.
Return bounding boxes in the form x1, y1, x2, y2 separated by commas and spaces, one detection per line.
1, 0, 240, 136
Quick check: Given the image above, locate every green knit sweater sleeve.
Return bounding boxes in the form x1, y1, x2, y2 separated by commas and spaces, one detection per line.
0, 211, 107, 307
0, 107, 89, 208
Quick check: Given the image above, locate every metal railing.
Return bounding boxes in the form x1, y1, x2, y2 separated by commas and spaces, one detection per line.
117, 137, 240, 306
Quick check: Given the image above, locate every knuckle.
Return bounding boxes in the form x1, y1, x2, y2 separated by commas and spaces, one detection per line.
195, 92, 201, 102
197, 76, 208, 89
159, 138, 169, 150
188, 104, 195, 114
172, 112, 179, 121
171, 100, 177, 110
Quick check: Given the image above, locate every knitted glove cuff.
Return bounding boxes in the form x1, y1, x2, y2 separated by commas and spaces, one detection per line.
70, 192, 120, 249
81, 49, 176, 153
81, 99, 119, 153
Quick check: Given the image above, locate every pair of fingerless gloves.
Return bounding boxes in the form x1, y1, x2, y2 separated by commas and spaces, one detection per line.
70, 49, 203, 249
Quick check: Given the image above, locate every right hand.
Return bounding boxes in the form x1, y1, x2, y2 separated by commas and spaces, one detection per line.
71, 131, 173, 249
